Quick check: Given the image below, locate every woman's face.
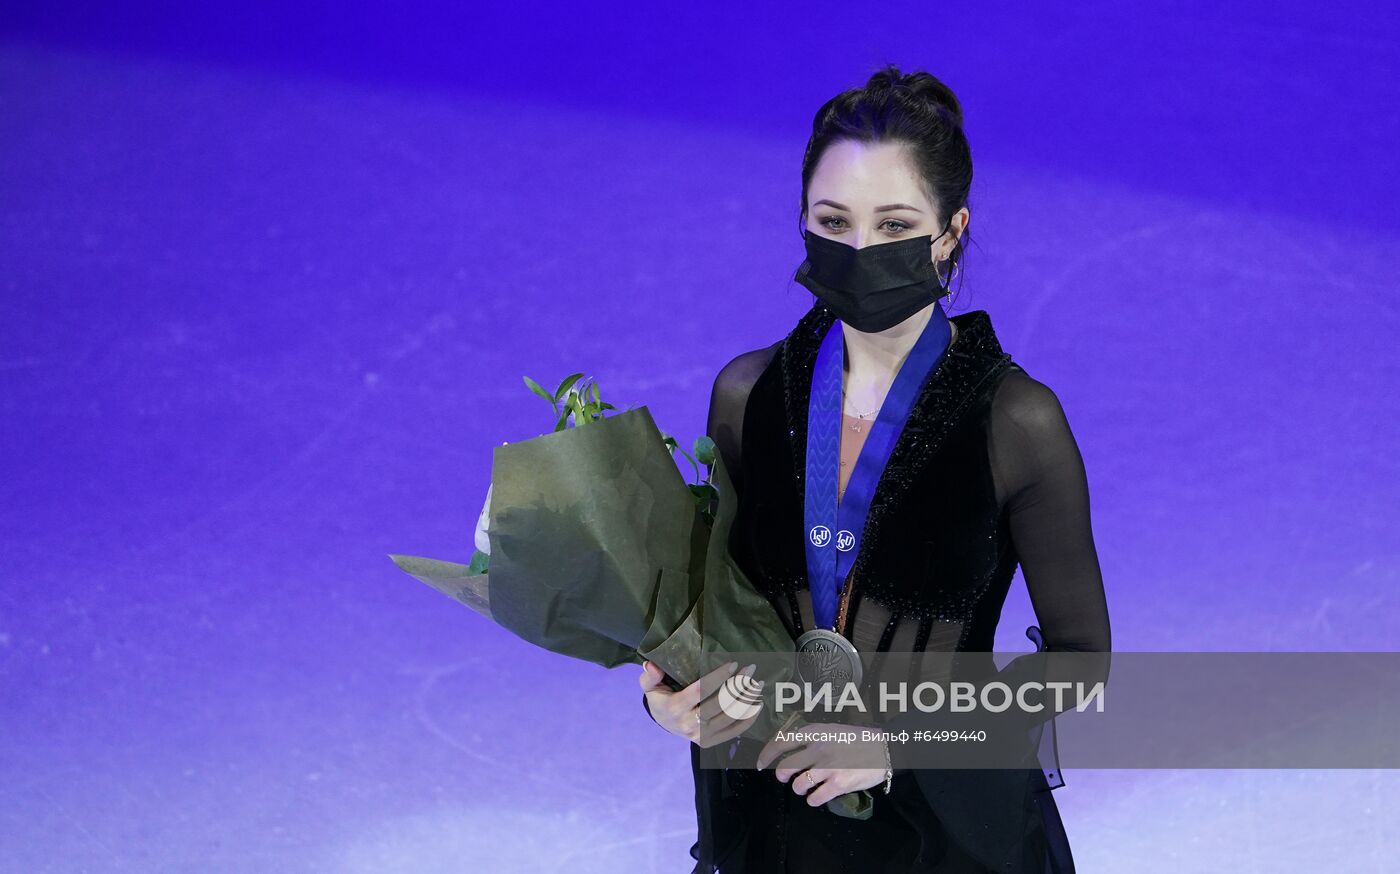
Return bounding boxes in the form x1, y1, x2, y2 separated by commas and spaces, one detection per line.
804, 139, 967, 266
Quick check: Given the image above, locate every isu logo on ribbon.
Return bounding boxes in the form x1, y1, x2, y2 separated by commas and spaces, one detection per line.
810, 525, 857, 552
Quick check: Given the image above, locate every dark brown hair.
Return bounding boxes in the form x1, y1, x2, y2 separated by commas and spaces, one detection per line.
798, 64, 975, 300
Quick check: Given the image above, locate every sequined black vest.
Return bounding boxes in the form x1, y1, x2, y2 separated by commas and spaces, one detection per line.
729, 301, 1020, 651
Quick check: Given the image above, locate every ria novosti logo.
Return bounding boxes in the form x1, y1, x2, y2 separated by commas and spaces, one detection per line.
717, 672, 766, 720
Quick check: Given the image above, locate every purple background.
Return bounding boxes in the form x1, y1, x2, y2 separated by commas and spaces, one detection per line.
2, 3, 1398, 870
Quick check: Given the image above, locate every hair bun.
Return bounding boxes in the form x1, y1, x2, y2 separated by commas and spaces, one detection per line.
865, 64, 964, 129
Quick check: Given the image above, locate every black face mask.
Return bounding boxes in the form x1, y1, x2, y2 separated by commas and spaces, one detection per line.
794, 226, 950, 333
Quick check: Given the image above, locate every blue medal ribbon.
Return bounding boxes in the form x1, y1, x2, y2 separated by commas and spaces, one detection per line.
803, 303, 953, 631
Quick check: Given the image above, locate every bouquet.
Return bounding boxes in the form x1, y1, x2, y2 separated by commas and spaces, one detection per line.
388, 372, 876, 820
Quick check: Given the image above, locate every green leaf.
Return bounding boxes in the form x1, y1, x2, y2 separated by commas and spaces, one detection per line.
553, 373, 585, 401
523, 375, 556, 406
689, 483, 719, 525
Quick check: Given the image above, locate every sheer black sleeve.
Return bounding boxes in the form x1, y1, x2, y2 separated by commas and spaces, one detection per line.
977, 365, 1112, 752
642, 342, 781, 726
989, 365, 1112, 656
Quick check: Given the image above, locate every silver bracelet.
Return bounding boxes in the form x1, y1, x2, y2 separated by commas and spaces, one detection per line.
882, 739, 893, 794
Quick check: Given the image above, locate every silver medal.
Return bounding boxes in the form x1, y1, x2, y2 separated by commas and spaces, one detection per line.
795, 627, 863, 688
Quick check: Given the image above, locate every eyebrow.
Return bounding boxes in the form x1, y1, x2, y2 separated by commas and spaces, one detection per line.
813, 199, 924, 214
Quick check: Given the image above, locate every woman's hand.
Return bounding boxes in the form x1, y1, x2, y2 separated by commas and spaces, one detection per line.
638, 659, 762, 748
755, 721, 888, 807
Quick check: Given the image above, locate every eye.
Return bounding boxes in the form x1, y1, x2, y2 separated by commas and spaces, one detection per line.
817, 216, 912, 232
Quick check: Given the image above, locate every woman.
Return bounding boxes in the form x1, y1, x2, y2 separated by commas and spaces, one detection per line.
639, 65, 1111, 873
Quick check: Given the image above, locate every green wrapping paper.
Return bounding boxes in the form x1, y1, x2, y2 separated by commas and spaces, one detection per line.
388, 406, 874, 820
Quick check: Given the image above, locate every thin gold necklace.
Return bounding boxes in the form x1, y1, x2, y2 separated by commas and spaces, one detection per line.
842, 321, 957, 431
844, 402, 878, 429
